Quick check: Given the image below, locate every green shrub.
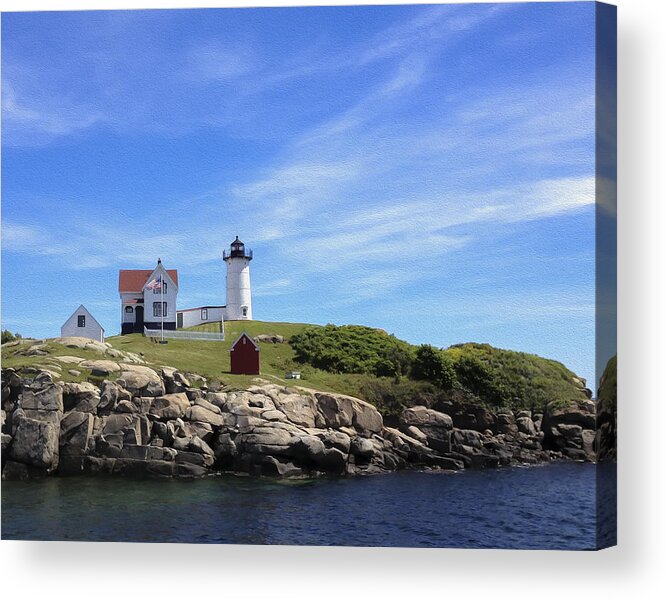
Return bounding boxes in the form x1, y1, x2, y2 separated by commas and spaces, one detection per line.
1, 330, 22, 344
412, 345, 457, 390
290, 324, 414, 378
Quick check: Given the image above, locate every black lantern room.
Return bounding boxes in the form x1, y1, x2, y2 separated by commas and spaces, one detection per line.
223, 236, 253, 261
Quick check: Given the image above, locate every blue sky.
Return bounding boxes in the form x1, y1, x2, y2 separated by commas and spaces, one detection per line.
2, 3, 603, 385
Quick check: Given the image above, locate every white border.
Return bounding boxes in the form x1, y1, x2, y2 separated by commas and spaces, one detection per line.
2, 0, 665, 598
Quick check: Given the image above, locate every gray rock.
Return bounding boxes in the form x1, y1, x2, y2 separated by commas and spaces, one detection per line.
185, 405, 227, 427
350, 437, 375, 462
275, 393, 317, 428
317, 430, 351, 453
516, 416, 537, 436
193, 398, 222, 414
259, 456, 302, 477
11, 417, 59, 470
400, 406, 453, 430
61, 382, 101, 413
405, 425, 428, 444
20, 382, 63, 412
116, 365, 165, 397
79, 360, 120, 376
60, 411, 94, 457
116, 400, 137, 413
315, 393, 354, 429
101, 414, 134, 435
149, 393, 190, 420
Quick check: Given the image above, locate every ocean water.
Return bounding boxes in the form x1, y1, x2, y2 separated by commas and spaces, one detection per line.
1, 462, 615, 549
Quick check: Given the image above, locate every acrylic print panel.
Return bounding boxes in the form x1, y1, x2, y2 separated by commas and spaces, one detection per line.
0, 2, 617, 549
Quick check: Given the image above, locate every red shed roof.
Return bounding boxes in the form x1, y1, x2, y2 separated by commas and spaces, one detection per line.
118, 269, 178, 293
230, 332, 259, 350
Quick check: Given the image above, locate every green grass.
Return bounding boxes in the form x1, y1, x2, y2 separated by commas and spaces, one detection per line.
1, 339, 122, 384
107, 320, 363, 392
1, 321, 590, 413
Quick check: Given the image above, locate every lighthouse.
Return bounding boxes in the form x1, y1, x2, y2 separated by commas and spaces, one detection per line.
223, 236, 253, 320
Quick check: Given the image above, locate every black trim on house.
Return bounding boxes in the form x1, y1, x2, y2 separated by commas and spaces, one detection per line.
143, 322, 177, 331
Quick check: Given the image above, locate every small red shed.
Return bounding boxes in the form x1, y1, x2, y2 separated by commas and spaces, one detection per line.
229, 332, 260, 375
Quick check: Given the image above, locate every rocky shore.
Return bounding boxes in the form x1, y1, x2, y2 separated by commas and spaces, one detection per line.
1, 359, 601, 480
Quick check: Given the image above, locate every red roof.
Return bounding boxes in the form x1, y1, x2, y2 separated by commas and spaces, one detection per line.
118, 269, 179, 293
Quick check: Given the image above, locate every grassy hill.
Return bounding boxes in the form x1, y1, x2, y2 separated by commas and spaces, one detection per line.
1, 320, 589, 416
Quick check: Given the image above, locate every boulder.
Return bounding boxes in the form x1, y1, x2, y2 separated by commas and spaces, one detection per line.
213, 433, 238, 463
11, 417, 59, 470
451, 429, 484, 449
400, 406, 453, 430
315, 393, 354, 429
496, 413, 518, 435
79, 360, 120, 376
241, 426, 293, 447
205, 392, 227, 410
174, 450, 214, 468
350, 437, 375, 462
185, 405, 227, 427
98, 381, 131, 413
60, 412, 94, 457
351, 398, 383, 433
258, 456, 302, 477
275, 393, 317, 428
317, 430, 351, 453
61, 382, 101, 413
101, 413, 134, 435
116, 365, 165, 397
20, 382, 63, 412
289, 435, 327, 464
193, 397, 222, 414
516, 416, 537, 436
53, 337, 108, 354
149, 393, 190, 420
405, 425, 428, 444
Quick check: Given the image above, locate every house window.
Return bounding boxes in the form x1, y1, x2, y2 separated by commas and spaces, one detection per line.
77, 315, 85, 327
201, 308, 208, 320
242, 306, 248, 317
125, 306, 134, 313
152, 281, 167, 294
153, 302, 167, 317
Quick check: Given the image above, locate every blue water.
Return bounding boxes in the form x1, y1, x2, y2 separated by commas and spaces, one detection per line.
1, 462, 614, 549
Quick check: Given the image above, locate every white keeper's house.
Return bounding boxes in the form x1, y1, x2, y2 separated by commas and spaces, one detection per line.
61, 305, 105, 342
118, 259, 179, 334
118, 237, 253, 335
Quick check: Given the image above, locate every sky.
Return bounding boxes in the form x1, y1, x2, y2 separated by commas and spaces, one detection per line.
2, 2, 604, 385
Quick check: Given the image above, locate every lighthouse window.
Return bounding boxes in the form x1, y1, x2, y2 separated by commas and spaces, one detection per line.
201, 308, 208, 320
242, 307, 248, 317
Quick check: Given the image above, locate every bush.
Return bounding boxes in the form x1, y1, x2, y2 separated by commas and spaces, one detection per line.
290, 324, 414, 378
412, 345, 457, 390
1, 330, 22, 344
444, 343, 586, 411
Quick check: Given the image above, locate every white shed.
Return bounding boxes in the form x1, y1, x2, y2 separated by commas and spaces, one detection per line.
60, 305, 105, 342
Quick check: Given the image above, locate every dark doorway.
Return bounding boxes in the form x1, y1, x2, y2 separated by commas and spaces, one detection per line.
135, 305, 144, 332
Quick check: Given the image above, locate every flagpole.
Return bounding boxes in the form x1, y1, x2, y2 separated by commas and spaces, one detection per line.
161, 270, 164, 342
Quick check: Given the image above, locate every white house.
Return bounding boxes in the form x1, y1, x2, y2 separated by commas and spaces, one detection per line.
119, 259, 178, 334
176, 236, 253, 329
176, 305, 226, 329
60, 305, 105, 342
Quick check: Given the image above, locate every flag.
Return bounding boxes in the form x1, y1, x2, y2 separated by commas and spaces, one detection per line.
146, 276, 162, 290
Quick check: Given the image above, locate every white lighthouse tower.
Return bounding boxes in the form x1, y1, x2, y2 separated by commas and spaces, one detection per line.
223, 236, 253, 320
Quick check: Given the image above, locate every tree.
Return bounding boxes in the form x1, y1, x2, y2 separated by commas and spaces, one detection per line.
412, 345, 457, 390
1, 330, 22, 344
